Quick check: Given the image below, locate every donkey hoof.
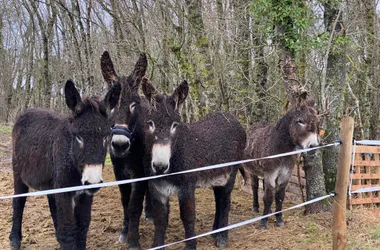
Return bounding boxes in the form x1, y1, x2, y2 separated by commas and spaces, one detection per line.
9, 235, 21, 250
276, 219, 285, 227
215, 237, 228, 248
128, 246, 141, 250
128, 239, 141, 250
10, 241, 21, 250
253, 207, 260, 213
119, 233, 127, 243
258, 222, 268, 231
119, 226, 128, 243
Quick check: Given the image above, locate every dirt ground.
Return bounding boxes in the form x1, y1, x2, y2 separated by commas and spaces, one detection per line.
1, 125, 380, 250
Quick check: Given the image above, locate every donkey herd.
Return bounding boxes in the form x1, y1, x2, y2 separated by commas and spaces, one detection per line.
9, 52, 320, 250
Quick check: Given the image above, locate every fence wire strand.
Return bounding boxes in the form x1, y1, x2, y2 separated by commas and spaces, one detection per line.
148, 193, 336, 250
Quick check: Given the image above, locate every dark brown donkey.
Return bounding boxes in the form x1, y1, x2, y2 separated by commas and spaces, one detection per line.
100, 51, 152, 249
243, 103, 319, 230
141, 79, 246, 250
10, 80, 120, 250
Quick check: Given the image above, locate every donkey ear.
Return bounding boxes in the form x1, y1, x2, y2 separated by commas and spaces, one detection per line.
172, 80, 189, 111
64, 80, 82, 113
142, 77, 157, 107
103, 82, 121, 111
101, 51, 118, 88
133, 53, 148, 79
130, 53, 148, 90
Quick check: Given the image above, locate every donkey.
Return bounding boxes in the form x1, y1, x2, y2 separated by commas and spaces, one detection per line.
10, 80, 120, 250
100, 51, 152, 249
243, 102, 319, 230
141, 79, 246, 250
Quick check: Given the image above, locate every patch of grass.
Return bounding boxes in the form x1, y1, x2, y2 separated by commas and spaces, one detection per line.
306, 224, 317, 234
0, 125, 12, 135
105, 153, 112, 166
371, 225, 380, 240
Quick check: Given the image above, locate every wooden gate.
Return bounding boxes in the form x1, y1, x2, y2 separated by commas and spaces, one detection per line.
349, 145, 380, 209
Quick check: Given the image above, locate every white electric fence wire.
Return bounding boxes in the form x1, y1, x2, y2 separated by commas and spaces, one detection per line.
0, 142, 340, 200
348, 140, 357, 196
148, 193, 335, 250
355, 140, 380, 146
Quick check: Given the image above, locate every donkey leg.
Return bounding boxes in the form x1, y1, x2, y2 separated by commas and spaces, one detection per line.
112, 160, 131, 243
151, 186, 170, 249
144, 187, 153, 222
275, 181, 289, 227
55, 192, 77, 250
212, 188, 221, 233
117, 183, 132, 243
127, 181, 147, 250
259, 179, 275, 230
179, 188, 197, 250
47, 194, 58, 231
212, 170, 236, 248
9, 176, 29, 250
251, 174, 260, 213
74, 193, 94, 250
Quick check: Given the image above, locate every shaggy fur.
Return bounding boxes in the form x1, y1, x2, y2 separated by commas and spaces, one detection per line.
142, 79, 247, 250
243, 104, 319, 230
10, 80, 120, 250
100, 51, 152, 249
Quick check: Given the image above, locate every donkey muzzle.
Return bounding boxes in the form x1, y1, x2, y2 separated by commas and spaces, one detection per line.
81, 164, 103, 194
151, 143, 171, 175
81, 164, 103, 184
111, 125, 134, 157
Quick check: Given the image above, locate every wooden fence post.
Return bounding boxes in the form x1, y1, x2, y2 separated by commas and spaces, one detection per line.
332, 116, 354, 250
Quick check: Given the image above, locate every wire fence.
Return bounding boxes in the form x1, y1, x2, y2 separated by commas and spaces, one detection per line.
0, 142, 340, 200
6, 139, 379, 249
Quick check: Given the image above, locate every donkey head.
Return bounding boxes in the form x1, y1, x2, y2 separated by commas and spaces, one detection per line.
101, 51, 147, 158
65, 80, 120, 191
142, 79, 189, 175
287, 100, 319, 149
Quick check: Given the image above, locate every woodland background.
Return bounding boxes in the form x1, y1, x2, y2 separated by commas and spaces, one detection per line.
0, 0, 379, 211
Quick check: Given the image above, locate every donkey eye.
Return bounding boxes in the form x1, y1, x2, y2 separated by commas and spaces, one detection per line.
76, 136, 84, 148
171, 122, 179, 133
147, 120, 155, 132
130, 102, 136, 113
297, 120, 305, 126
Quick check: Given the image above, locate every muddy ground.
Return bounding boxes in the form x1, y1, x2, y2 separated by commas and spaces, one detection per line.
1, 126, 380, 250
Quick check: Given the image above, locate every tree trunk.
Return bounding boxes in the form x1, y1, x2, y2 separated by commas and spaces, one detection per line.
31, 1, 56, 108
363, 0, 378, 139
275, 1, 329, 213
232, 0, 251, 122
253, 34, 268, 122
185, 0, 210, 117
215, 0, 229, 111
322, 1, 346, 192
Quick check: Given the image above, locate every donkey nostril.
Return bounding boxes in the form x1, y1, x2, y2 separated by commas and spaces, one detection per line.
84, 180, 103, 185
112, 141, 130, 151
152, 162, 169, 173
